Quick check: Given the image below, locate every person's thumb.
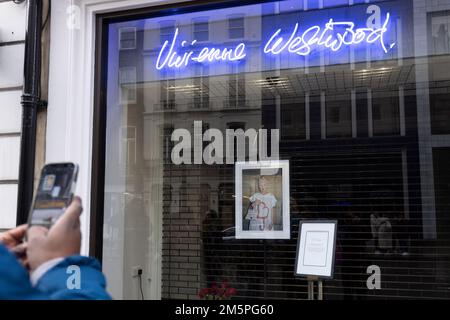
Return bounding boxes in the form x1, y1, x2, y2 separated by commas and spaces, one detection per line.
51, 196, 83, 235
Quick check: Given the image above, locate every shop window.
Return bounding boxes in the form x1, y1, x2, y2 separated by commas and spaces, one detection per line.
326, 93, 352, 138
429, 12, 450, 55
119, 27, 136, 50
193, 17, 209, 42
372, 90, 400, 136
228, 15, 245, 39
101, 0, 450, 301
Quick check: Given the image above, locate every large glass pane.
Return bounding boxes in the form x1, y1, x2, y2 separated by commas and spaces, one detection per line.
100, 0, 450, 300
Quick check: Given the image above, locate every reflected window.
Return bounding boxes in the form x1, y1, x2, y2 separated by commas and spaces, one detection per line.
119, 126, 137, 165
430, 12, 450, 55
119, 27, 137, 50
228, 15, 245, 39
192, 65, 210, 109
227, 65, 246, 109
193, 17, 209, 42
372, 90, 400, 136
326, 93, 352, 138
159, 73, 175, 110
160, 20, 176, 44
431, 89, 450, 134
281, 97, 306, 139
119, 67, 137, 104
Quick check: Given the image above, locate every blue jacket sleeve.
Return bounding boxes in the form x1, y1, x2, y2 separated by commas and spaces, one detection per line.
0, 244, 47, 300
35, 255, 112, 300
0, 244, 111, 300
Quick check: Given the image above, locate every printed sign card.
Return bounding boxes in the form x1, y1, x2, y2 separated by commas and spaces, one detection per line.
295, 220, 337, 279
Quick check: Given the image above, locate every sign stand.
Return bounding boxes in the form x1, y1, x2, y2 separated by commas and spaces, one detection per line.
306, 276, 323, 300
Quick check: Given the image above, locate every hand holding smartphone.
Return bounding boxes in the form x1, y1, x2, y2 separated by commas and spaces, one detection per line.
28, 163, 79, 229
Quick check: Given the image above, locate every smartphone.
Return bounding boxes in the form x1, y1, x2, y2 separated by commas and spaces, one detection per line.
28, 163, 79, 229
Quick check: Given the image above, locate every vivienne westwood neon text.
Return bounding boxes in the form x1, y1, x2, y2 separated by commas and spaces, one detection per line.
264, 12, 395, 56
155, 13, 395, 70
156, 28, 246, 70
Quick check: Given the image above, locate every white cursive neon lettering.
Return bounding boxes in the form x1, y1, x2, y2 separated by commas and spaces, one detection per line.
263, 12, 394, 57
156, 28, 247, 70
155, 13, 395, 70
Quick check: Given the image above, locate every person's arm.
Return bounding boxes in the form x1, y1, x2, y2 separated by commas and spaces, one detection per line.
249, 194, 258, 208
271, 195, 277, 209
33, 255, 111, 300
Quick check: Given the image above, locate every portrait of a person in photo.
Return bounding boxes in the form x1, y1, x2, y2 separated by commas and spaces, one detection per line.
236, 162, 289, 239
244, 175, 279, 231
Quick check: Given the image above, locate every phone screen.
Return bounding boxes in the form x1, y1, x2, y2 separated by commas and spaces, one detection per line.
29, 163, 78, 228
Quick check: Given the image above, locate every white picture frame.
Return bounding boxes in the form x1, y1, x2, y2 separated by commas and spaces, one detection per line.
295, 220, 338, 279
235, 160, 290, 239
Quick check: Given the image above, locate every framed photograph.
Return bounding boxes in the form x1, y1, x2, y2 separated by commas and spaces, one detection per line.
295, 220, 338, 279
235, 160, 290, 239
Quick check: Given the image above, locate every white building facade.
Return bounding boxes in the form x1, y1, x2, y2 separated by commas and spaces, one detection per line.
0, 1, 26, 231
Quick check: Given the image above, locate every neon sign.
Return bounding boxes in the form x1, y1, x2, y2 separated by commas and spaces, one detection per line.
155, 12, 395, 70
264, 12, 394, 56
156, 28, 246, 70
